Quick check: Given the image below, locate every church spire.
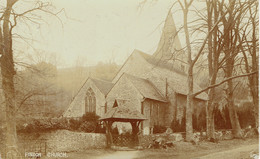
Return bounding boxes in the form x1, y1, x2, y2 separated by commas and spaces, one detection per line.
153, 9, 182, 61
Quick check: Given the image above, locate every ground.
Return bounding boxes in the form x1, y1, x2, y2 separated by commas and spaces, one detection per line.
42, 138, 258, 159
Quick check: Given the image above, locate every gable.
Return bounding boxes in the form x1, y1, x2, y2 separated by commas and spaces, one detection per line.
63, 78, 107, 118
112, 49, 152, 83
106, 74, 143, 112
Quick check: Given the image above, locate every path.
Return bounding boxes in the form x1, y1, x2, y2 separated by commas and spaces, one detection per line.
96, 151, 139, 159
197, 144, 259, 159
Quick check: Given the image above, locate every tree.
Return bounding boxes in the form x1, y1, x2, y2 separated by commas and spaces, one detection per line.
219, 0, 255, 138
238, 1, 259, 129
177, 0, 224, 141
0, 1, 20, 157
0, 1, 62, 157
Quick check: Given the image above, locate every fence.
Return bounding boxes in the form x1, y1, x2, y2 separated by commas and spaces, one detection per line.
112, 134, 135, 147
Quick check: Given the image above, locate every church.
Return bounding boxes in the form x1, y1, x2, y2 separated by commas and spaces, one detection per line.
63, 10, 208, 134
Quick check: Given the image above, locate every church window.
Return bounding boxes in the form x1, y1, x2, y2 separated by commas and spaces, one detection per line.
85, 88, 96, 113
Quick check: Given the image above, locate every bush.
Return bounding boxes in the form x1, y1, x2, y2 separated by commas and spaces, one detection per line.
69, 118, 81, 131
80, 121, 96, 132
82, 112, 100, 122
17, 112, 102, 133
237, 102, 256, 128
153, 125, 167, 134
17, 118, 70, 133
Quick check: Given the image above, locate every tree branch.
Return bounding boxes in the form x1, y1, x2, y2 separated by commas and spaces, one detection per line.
193, 71, 258, 97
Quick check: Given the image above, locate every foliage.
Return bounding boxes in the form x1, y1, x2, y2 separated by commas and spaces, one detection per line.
153, 125, 167, 134
193, 109, 206, 132
82, 112, 100, 122
171, 119, 185, 133
214, 106, 232, 130
237, 102, 256, 128
80, 121, 96, 133
69, 118, 81, 131
17, 112, 106, 133
17, 118, 69, 133
171, 107, 186, 132
80, 112, 105, 133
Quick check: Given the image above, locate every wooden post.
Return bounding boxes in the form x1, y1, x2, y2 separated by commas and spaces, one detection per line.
104, 121, 113, 148
131, 121, 140, 147
108, 121, 113, 146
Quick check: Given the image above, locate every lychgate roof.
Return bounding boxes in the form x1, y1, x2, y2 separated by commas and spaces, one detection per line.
100, 100, 146, 122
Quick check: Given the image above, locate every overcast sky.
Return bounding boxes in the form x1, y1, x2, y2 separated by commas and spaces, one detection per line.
12, 0, 204, 68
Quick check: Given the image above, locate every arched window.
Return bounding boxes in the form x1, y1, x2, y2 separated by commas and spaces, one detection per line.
85, 88, 96, 113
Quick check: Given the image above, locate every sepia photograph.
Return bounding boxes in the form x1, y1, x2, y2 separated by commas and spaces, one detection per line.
0, 0, 259, 158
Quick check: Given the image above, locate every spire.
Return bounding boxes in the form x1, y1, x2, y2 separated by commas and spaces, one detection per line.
153, 10, 182, 61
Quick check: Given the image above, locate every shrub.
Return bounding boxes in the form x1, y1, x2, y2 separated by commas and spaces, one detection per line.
17, 118, 70, 133
69, 118, 81, 131
153, 125, 167, 134
80, 121, 96, 133
82, 112, 100, 122
50, 118, 69, 130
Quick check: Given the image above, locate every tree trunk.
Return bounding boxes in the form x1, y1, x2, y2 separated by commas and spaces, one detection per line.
249, 8, 259, 128
183, 6, 194, 141
1, 0, 20, 158
226, 79, 242, 137
222, 0, 242, 138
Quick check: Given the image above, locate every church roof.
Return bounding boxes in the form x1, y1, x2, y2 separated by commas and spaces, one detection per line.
90, 78, 114, 95
131, 50, 207, 100
136, 49, 186, 75
100, 100, 146, 121
123, 73, 167, 102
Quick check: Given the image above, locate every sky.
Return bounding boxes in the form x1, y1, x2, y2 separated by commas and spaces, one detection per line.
12, 0, 204, 68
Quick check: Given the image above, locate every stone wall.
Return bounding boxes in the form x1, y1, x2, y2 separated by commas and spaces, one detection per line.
18, 130, 106, 152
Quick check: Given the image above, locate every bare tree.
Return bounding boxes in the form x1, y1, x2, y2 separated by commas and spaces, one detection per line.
0, 0, 62, 157
219, 0, 253, 138
239, 0, 259, 129
177, 0, 225, 141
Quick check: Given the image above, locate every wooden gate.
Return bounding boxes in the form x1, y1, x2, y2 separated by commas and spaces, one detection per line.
112, 134, 135, 147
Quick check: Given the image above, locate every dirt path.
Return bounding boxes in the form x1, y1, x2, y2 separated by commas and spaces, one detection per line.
96, 151, 139, 159
92, 143, 258, 159
197, 144, 259, 159
55, 138, 258, 159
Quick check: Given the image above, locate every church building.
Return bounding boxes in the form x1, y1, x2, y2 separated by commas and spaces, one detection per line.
63, 10, 208, 134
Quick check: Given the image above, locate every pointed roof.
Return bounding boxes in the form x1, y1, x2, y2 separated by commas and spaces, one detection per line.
137, 49, 186, 75
123, 73, 167, 102
100, 100, 146, 121
153, 10, 183, 60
